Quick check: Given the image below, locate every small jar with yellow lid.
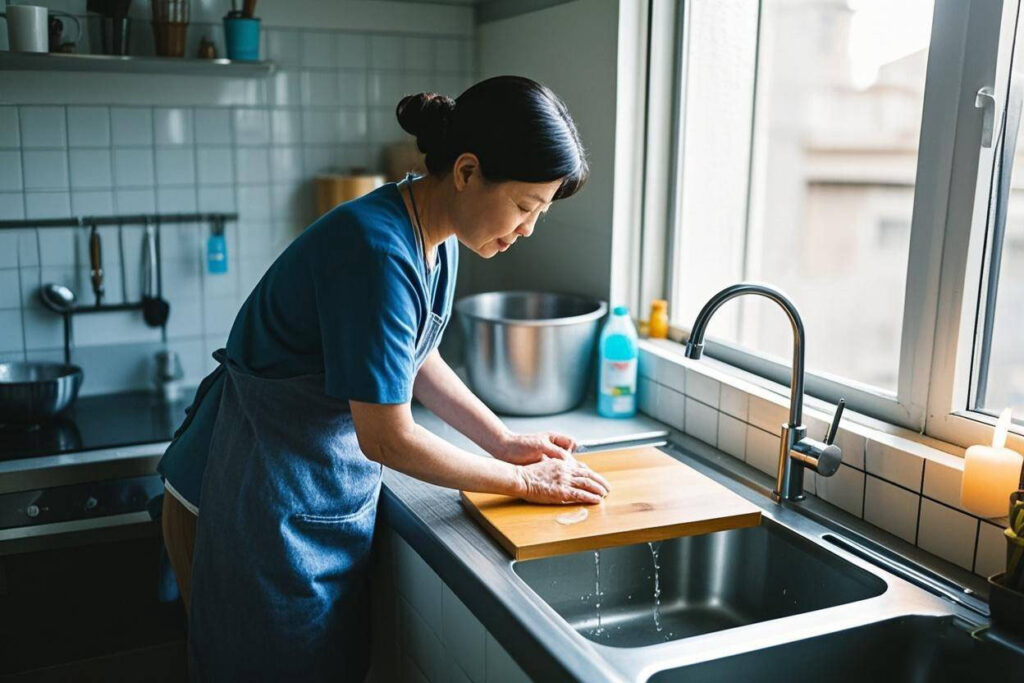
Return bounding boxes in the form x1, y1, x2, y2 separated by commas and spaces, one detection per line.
648, 299, 669, 339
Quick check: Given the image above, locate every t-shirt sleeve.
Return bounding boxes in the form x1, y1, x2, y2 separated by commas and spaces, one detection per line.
315, 248, 421, 404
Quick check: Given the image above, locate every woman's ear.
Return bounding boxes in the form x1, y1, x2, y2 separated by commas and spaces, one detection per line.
452, 152, 481, 191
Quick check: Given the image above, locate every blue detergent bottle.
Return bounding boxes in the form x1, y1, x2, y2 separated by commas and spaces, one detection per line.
597, 306, 638, 418
207, 220, 228, 275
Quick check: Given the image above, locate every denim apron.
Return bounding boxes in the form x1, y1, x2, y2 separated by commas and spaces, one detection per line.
188, 308, 446, 681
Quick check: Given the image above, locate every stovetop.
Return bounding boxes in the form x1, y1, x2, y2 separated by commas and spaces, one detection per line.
0, 390, 194, 462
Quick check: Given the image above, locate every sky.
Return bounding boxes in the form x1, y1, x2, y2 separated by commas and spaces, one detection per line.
847, 0, 934, 89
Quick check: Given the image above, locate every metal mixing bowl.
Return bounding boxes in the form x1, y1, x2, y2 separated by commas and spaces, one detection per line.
0, 362, 84, 426
456, 291, 608, 416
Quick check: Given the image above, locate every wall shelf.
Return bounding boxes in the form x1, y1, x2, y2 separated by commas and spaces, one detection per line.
0, 51, 275, 77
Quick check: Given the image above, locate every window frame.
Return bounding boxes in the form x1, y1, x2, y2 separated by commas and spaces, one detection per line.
638, 0, 1024, 451
925, 0, 1024, 452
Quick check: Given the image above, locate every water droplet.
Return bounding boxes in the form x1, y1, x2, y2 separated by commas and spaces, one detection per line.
556, 508, 589, 525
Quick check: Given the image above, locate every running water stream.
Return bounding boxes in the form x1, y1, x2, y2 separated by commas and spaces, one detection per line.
648, 541, 663, 633
592, 550, 605, 637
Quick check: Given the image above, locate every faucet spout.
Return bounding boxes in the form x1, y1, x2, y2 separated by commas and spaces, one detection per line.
684, 283, 805, 427
683, 283, 843, 502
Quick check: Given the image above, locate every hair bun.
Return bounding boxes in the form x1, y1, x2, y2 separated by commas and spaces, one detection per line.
396, 92, 455, 155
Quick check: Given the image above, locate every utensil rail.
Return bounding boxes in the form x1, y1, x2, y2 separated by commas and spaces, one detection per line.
0, 212, 238, 230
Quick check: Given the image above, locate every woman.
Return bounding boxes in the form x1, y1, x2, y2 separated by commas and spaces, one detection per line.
158, 75, 609, 681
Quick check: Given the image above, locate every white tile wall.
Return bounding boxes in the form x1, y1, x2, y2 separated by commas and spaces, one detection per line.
194, 108, 232, 145
0, 107, 20, 147
747, 394, 787, 435
0, 151, 22, 191
719, 383, 748, 421
0, 192, 24, 219
863, 475, 919, 544
22, 150, 68, 191
154, 108, 193, 146
110, 107, 153, 146
0, 309, 24, 353
684, 396, 718, 446
68, 149, 113, 189
716, 412, 746, 460
866, 440, 924, 492
113, 148, 155, 187
0, 23, 475, 395
685, 367, 719, 407
917, 498, 978, 570
67, 107, 111, 147
20, 107, 66, 148
745, 424, 778, 476
814, 464, 865, 518
976, 521, 1008, 577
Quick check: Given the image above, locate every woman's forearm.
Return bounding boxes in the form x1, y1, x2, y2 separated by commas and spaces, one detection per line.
361, 415, 523, 495
349, 400, 609, 505
413, 350, 511, 455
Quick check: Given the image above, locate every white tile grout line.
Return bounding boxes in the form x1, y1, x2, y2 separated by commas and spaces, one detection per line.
16, 227, 27, 361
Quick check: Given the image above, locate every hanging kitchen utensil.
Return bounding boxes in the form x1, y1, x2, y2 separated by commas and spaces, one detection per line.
39, 283, 76, 363
141, 220, 170, 327
88, 223, 104, 305
39, 283, 76, 313
117, 221, 128, 302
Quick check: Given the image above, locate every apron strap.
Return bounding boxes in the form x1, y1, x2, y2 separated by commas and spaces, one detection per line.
171, 348, 228, 440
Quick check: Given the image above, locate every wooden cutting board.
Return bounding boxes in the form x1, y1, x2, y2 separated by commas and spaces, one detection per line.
460, 446, 761, 560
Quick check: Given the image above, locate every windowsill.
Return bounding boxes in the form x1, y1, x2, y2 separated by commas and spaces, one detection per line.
639, 338, 966, 468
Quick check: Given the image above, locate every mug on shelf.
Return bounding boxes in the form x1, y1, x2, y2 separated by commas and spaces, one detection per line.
223, 11, 259, 61
0, 4, 48, 53
151, 0, 190, 57
48, 12, 81, 53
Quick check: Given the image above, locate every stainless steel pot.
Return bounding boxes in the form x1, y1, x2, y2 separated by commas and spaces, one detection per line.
456, 291, 607, 416
0, 362, 83, 426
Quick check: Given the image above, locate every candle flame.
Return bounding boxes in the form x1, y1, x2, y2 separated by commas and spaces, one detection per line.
992, 407, 1012, 450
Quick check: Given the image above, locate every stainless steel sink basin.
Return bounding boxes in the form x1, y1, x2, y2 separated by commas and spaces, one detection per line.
513, 520, 886, 648
648, 615, 1024, 682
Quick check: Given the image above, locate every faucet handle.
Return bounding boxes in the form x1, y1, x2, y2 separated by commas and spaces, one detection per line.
825, 398, 846, 445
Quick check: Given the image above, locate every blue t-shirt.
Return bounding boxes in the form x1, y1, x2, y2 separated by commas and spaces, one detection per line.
157, 181, 458, 509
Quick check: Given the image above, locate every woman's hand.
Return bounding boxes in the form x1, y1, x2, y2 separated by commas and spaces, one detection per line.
514, 456, 612, 505
494, 431, 578, 465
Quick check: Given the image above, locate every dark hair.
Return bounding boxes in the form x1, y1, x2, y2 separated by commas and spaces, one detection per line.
396, 76, 587, 200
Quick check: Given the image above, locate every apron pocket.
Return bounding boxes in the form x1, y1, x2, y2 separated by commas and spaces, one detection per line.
292, 485, 379, 527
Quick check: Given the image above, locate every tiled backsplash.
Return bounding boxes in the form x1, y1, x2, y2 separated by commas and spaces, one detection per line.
0, 24, 473, 395
638, 340, 1007, 581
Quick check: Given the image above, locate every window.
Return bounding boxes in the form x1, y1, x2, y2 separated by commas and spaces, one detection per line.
643, 0, 1023, 446
971, 64, 1024, 422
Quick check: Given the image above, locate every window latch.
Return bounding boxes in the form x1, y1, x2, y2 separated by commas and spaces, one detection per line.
976, 86, 996, 148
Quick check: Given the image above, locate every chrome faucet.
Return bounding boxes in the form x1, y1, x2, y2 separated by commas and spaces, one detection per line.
683, 283, 845, 501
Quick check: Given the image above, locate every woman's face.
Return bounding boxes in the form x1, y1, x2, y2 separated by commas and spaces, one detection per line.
450, 155, 563, 258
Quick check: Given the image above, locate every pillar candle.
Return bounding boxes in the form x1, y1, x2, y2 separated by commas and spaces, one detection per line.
961, 408, 1024, 518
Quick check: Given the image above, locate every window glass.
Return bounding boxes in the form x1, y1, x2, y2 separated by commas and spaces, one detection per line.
673, 0, 935, 393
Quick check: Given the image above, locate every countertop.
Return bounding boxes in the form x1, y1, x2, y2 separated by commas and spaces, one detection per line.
382, 400, 998, 682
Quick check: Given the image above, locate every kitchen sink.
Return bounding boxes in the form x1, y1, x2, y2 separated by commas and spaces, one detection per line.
648, 615, 1024, 682
513, 519, 886, 648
